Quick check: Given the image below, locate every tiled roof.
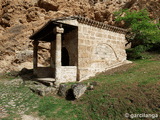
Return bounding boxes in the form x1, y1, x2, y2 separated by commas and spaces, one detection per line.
51, 16, 128, 34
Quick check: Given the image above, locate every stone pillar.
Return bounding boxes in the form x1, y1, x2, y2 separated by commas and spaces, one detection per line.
53, 26, 64, 82
33, 40, 39, 75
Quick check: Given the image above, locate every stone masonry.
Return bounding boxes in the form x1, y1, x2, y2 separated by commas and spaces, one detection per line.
30, 16, 129, 83
77, 22, 127, 80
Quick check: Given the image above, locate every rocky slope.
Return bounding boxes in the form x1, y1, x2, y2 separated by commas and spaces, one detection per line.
0, 0, 160, 73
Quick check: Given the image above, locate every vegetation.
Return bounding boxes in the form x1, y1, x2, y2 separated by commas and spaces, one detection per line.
114, 9, 160, 59
0, 83, 40, 120
1, 52, 160, 120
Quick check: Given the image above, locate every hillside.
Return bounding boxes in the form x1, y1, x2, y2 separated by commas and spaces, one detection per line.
0, 0, 160, 73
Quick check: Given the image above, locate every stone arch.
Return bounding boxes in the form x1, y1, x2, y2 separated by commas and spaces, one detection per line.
94, 43, 118, 61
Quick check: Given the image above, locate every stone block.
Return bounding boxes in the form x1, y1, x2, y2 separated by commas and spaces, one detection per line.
57, 83, 67, 97
71, 83, 87, 99
108, 35, 112, 39
60, 66, 77, 83
95, 33, 103, 38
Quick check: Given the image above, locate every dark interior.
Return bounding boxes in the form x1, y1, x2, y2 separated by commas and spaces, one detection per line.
29, 21, 78, 42
62, 47, 69, 66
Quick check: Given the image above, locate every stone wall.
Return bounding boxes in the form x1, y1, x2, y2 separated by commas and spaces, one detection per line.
77, 23, 127, 81
57, 18, 127, 82
63, 28, 78, 66
51, 18, 128, 82
60, 66, 77, 83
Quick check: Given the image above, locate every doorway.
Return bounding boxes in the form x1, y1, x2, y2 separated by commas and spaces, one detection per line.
62, 47, 69, 66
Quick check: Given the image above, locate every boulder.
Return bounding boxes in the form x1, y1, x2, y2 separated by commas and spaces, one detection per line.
57, 83, 67, 97
37, 0, 59, 11
71, 83, 87, 99
29, 83, 56, 96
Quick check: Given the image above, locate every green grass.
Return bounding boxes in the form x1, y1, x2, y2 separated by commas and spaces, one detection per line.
1, 52, 160, 120
37, 97, 85, 120
80, 56, 160, 120
0, 81, 40, 119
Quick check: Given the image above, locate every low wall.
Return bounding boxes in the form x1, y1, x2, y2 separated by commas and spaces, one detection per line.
35, 67, 54, 78
60, 66, 77, 83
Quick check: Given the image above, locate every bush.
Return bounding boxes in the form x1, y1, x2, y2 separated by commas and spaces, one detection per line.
114, 9, 160, 56
126, 45, 153, 60
126, 49, 141, 60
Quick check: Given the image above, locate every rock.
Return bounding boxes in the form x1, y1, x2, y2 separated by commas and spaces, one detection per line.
26, 7, 46, 22
54, 81, 61, 87
19, 68, 34, 81
21, 114, 41, 120
90, 81, 98, 86
71, 83, 87, 99
9, 70, 19, 77
30, 86, 56, 96
7, 24, 26, 34
87, 84, 94, 90
29, 82, 56, 96
37, 0, 59, 11
0, 0, 160, 73
15, 50, 33, 63
87, 81, 98, 90
0, 107, 8, 119
4, 78, 23, 86
57, 83, 67, 97
94, 3, 111, 22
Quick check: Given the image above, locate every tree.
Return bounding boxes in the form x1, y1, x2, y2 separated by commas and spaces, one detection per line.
114, 9, 160, 59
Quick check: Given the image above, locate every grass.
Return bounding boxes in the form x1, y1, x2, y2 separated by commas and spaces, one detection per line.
0, 83, 40, 120
0, 52, 160, 120
37, 97, 85, 120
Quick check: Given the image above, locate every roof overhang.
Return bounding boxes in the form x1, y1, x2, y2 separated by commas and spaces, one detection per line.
29, 20, 78, 42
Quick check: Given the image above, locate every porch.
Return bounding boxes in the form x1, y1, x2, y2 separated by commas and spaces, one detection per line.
29, 20, 78, 83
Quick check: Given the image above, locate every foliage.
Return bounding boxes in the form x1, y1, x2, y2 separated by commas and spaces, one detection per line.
114, 9, 160, 59
114, 9, 160, 44
126, 45, 151, 60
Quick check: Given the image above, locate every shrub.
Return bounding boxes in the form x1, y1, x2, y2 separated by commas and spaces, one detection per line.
114, 9, 160, 59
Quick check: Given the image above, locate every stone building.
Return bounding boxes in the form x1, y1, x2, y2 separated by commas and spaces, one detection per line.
29, 16, 129, 83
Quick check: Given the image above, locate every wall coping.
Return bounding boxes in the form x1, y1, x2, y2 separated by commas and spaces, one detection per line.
51, 16, 128, 34
61, 66, 77, 68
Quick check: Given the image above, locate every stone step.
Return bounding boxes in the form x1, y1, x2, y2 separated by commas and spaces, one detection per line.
35, 78, 56, 82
